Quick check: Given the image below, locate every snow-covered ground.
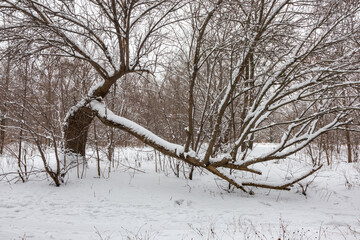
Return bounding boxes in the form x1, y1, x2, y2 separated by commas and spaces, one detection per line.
1, 144, 360, 240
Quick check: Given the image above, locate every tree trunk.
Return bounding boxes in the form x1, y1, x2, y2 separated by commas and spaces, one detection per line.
0, 115, 5, 155
345, 125, 352, 163
63, 77, 122, 156
0, 56, 10, 155
64, 106, 94, 156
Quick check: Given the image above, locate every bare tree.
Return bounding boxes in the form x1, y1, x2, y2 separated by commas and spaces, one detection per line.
1, 0, 183, 156
0, 55, 10, 155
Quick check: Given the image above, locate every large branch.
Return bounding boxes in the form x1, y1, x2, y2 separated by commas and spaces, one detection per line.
238, 114, 349, 168
89, 99, 200, 166
241, 165, 322, 190
89, 99, 250, 191
89, 99, 324, 194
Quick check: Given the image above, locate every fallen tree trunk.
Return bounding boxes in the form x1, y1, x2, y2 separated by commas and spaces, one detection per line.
89, 99, 324, 193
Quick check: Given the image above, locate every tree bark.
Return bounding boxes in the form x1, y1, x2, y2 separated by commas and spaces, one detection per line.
63, 77, 122, 156
345, 125, 352, 163
0, 56, 10, 155
0, 115, 6, 155
63, 106, 94, 156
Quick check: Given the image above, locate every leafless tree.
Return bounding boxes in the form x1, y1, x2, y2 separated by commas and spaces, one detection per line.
1, 0, 183, 155
0, 54, 10, 155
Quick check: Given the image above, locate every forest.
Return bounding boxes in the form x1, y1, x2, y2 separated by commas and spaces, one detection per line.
0, 1, 360, 238
1, 0, 360, 188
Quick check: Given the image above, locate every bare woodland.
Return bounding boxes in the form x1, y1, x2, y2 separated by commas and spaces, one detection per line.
0, 0, 360, 193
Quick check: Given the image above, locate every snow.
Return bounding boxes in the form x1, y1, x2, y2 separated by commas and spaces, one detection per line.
63, 98, 88, 123
64, 80, 105, 123
1, 145, 360, 239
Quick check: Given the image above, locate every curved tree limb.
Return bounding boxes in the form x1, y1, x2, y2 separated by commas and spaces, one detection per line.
89, 99, 323, 194
241, 165, 322, 190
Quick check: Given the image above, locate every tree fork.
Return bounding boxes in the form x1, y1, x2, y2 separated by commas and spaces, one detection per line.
63, 78, 121, 156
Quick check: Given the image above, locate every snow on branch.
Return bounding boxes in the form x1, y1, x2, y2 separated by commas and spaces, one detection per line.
238, 113, 349, 168
88, 98, 328, 194
89, 99, 202, 167
241, 165, 322, 191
